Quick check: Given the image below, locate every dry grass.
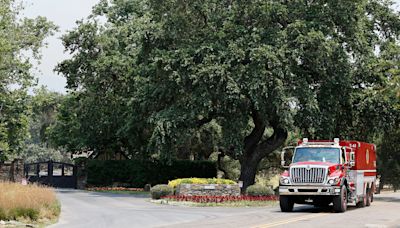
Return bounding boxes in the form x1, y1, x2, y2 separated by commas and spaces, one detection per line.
0, 182, 60, 222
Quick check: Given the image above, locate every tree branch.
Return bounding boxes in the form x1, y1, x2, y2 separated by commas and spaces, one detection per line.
256, 123, 287, 160
244, 108, 266, 155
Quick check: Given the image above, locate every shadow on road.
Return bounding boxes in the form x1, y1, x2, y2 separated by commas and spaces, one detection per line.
54, 189, 150, 199
373, 196, 400, 203
87, 191, 150, 199
272, 204, 360, 214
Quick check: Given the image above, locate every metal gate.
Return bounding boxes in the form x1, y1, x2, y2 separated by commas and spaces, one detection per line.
24, 161, 77, 188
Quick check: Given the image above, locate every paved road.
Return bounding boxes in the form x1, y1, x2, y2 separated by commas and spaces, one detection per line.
51, 190, 400, 228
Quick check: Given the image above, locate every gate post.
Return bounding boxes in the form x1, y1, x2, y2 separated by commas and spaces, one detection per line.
36, 163, 40, 177
75, 158, 87, 190
48, 161, 53, 187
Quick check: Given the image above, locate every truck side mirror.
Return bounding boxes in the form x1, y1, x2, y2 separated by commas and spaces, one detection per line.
281, 146, 294, 168
349, 151, 355, 167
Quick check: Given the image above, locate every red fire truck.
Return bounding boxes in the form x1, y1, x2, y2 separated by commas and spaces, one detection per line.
279, 138, 377, 212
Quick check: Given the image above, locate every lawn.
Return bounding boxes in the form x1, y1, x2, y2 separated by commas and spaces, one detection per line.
0, 182, 60, 225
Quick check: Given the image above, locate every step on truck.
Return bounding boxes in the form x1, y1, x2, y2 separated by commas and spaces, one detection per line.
279, 138, 377, 213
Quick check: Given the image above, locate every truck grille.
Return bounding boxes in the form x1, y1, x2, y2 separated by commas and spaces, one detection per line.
290, 167, 326, 184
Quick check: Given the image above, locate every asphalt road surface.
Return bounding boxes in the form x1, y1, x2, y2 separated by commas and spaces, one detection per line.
50, 190, 400, 228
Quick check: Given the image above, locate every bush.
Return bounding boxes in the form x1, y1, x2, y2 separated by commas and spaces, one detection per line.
151, 185, 173, 199
10, 208, 39, 220
86, 160, 217, 188
0, 208, 6, 220
168, 178, 236, 188
246, 185, 274, 196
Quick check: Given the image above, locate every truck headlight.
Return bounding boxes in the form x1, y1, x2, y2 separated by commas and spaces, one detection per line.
280, 177, 290, 185
327, 178, 340, 185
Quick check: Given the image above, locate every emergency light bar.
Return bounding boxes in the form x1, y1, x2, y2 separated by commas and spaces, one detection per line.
300, 138, 341, 146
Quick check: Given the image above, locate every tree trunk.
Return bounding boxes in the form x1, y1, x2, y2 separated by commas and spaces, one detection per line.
378, 176, 385, 194
237, 109, 288, 193
239, 156, 260, 192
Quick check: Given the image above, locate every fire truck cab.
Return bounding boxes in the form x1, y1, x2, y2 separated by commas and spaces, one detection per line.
279, 138, 377, 213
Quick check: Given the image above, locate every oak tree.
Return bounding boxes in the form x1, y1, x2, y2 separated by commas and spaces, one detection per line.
57, 0, 400, 190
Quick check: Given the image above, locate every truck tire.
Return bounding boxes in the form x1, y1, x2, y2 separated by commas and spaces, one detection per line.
356, 196, 365, 208
333, 185, 347, 213
366, 188, 372, 206
280, 196, 294, 212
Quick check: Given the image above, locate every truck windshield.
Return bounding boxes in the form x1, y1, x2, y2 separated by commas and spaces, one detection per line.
293, 147, 340, 163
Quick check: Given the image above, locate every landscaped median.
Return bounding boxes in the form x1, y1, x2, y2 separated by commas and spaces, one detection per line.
158, 195, 278, 207
150, 178, 278, 207
0, 182, 60, 226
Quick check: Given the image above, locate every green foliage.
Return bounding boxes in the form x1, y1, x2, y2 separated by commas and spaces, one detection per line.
150, 184, 173, 200
86, 160, 217, 187
48, 94, 83, 153
246, 185, 274, 196
9, 208, 39, 220
0, 208, 6, 220
0, 0, 56, 160
378, 128, 400, 190
168, 178, 236, 188
20, 144, 70, 164
0, 207, 42, 221
56, 0, 400, 190
0, 91, 31, 160
17, 87, 71, 163
28, 87, 64, 145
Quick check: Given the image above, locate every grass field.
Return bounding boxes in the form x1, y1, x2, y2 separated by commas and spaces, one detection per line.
0, 182, 60, 224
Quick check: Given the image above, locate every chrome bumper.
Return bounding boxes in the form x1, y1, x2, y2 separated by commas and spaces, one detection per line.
279, 185, 341, 196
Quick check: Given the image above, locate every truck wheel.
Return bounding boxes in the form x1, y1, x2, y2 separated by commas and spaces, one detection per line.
366, 188, 372, 206
280, 196, 294, 212
356, 196, 365, 208
333, 185, 347, 213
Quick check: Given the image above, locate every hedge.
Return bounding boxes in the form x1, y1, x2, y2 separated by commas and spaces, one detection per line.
86, 160, 217, 188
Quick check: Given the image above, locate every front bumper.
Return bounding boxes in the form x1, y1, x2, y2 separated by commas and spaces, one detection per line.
279, 185, 341, 196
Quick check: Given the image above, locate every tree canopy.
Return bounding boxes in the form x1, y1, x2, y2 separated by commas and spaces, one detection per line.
0, 0, 56, 161
56, 0, 400, 189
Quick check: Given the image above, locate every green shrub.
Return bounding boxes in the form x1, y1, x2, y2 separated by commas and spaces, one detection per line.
0, 208, 6, 220
151, 184, 173, 199
168, 178, 236, 188
86, 160, 217, 187
9, 208, 39, 220
246, 185, 274, 196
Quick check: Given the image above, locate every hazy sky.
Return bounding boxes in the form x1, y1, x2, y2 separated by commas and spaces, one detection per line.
23, 0, 400, 94
23, 0, 100, 93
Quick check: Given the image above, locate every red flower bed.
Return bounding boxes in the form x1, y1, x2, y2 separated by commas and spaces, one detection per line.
161, 195, 278, 203
87, 187, 144, 191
